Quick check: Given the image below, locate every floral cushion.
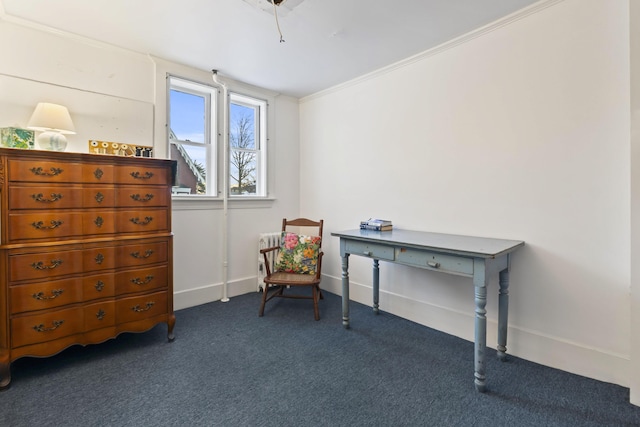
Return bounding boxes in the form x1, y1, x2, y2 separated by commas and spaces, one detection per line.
274, 232, 321, 275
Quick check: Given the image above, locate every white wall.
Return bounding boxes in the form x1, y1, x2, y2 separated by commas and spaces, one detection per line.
0, 16, 301, 311
300, 0, 633, 388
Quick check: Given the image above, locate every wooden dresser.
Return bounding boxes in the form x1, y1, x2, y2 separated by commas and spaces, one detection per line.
0, 148, 176, 389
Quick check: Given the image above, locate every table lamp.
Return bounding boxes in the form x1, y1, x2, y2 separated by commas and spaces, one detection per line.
27, 102, 76, 151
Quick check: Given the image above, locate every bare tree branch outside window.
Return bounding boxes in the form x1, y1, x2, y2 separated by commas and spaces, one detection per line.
230, 111, 257, 194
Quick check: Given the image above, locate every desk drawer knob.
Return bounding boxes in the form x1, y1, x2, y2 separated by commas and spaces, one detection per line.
427, 261, 441, 268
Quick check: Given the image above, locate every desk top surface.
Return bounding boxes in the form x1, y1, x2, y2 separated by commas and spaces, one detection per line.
331, 229, 524, 258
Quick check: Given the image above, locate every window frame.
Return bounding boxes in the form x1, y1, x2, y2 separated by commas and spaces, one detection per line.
228, 92, 268, 198
167, 75, 217, 197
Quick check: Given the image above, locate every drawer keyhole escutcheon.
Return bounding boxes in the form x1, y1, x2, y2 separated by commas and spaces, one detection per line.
94, 168, 103, 180
96, 309, 106, 320
95, 192, 104, 203
95, 281, 105, 291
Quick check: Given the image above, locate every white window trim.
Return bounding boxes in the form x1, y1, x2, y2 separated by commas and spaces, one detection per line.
228, 92, 268, 198
167, 75, 217, 197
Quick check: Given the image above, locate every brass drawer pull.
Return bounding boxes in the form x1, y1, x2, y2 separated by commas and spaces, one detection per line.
130, 250, 154, 259
131, 275, 154, 285
131, 302, 155, 312
31, 220, 64, 230
29, 167, 63, 177
94, 216, 104, 228
130, 193, 154, 202
31, 259, 63, 270
33, 320, 64, 332
31, 193, 63, 203
96, 309, 106, 320
32, 289, 64, 300
94, 168, 104, 180
130, 216, 153, 226
130, 171, 154, 180
95, 280, 105, 291
94, 192, 105, 203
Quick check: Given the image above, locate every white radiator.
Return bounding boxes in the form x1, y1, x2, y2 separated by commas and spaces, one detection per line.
258, 232, 282, 291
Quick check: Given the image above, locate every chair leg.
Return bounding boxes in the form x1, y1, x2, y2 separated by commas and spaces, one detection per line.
259, 283, 269, 317
312, 285, 320, 321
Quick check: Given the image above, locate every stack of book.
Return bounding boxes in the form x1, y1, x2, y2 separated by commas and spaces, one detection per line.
360, 218, 393, 231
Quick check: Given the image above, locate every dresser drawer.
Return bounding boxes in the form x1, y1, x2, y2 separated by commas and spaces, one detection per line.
118, 241, 169, 267
10, 277, 83, 314
115, 165, 170, 185
116, 291, 168, 324
83, 211, 116, 236
83, 246, 116, 272
8, 159, 83, 183
9, 249, 84, 282
83, 273, 116, 300
345, 240, 395, 261
8, 212, 83, 241
12, 307, 83, 348
84, 301, 116, 331
9, 185, 83, 209
116, 265, 168, 295
82, 187, 116, 208
116, 209, 169, 234
116, 186, 169, 207
82, 164, 114, 183
395, 248, 474, 276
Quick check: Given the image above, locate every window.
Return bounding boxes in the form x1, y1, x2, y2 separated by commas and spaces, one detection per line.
229, 93, 267, 197
168, 77, 216, 196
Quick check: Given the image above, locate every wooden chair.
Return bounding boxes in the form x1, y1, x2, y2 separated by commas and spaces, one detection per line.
259, 218, 324, 320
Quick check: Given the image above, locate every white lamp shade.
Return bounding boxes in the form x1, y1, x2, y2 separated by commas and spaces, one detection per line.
27, 102, 76, 134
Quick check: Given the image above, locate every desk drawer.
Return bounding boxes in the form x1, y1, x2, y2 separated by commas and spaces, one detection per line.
345, 241, 395, 261
396, 248, 473, 276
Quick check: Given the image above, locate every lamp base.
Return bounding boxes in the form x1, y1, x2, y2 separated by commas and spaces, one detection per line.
37, 131, 68, 151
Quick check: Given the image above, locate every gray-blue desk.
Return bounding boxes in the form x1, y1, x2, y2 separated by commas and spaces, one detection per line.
331, 229, 524, 392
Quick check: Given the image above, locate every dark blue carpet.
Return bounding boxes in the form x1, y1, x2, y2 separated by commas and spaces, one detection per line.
1, 289, 640, 426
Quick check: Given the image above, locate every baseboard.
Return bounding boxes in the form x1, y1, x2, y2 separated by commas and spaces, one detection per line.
320, 274, 630, 388
173, 276, 258, 311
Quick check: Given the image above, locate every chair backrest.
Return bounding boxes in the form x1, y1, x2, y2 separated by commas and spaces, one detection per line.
282, 218, 323, 248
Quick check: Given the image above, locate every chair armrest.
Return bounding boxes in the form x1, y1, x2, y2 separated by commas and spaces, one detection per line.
260, 246, 279, 254
261, 246, 280, 276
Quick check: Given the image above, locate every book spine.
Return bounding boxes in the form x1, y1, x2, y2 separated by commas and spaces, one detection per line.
359, 224, 391, 231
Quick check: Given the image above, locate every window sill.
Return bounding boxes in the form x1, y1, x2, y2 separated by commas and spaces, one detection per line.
171, 196, 275, 211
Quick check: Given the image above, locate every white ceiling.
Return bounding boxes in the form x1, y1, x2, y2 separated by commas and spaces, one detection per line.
1, 0, 539, 98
